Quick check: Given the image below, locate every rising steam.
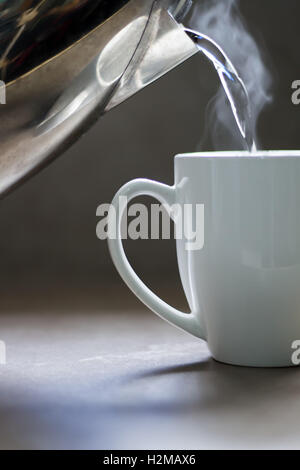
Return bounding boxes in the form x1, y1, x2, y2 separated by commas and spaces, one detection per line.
191, 0, 272, 150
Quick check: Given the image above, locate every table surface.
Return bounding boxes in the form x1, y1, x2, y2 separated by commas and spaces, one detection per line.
0, 285, 300, 450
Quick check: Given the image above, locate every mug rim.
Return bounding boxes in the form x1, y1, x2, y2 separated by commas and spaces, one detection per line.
175, 151, 300, 159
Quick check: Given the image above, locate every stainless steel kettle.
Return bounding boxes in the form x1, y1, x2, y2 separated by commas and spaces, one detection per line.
0, 0, 198, 197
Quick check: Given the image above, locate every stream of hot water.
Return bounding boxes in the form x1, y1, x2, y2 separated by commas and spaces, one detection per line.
185, 28, 256, 152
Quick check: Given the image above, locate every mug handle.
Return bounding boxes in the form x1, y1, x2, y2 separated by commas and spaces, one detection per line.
108, 178, 204, 338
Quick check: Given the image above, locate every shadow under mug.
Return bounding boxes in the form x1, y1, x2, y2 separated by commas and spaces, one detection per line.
108, 151, 300, 367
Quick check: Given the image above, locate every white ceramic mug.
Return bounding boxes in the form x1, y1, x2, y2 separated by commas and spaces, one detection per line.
108, 151, 300, 367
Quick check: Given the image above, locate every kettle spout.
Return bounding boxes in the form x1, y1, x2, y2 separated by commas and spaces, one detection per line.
105, 4, 198, 111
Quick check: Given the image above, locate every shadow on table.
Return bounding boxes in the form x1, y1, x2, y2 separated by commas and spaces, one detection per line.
127, 357, 300, 413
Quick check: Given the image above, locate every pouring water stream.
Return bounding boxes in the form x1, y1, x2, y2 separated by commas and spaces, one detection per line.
185, 28, 256, 152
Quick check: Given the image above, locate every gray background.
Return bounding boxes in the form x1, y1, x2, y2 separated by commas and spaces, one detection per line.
0, 0, 299, 289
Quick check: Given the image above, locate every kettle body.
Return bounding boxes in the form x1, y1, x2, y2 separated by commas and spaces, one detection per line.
0, 0, 197, 197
